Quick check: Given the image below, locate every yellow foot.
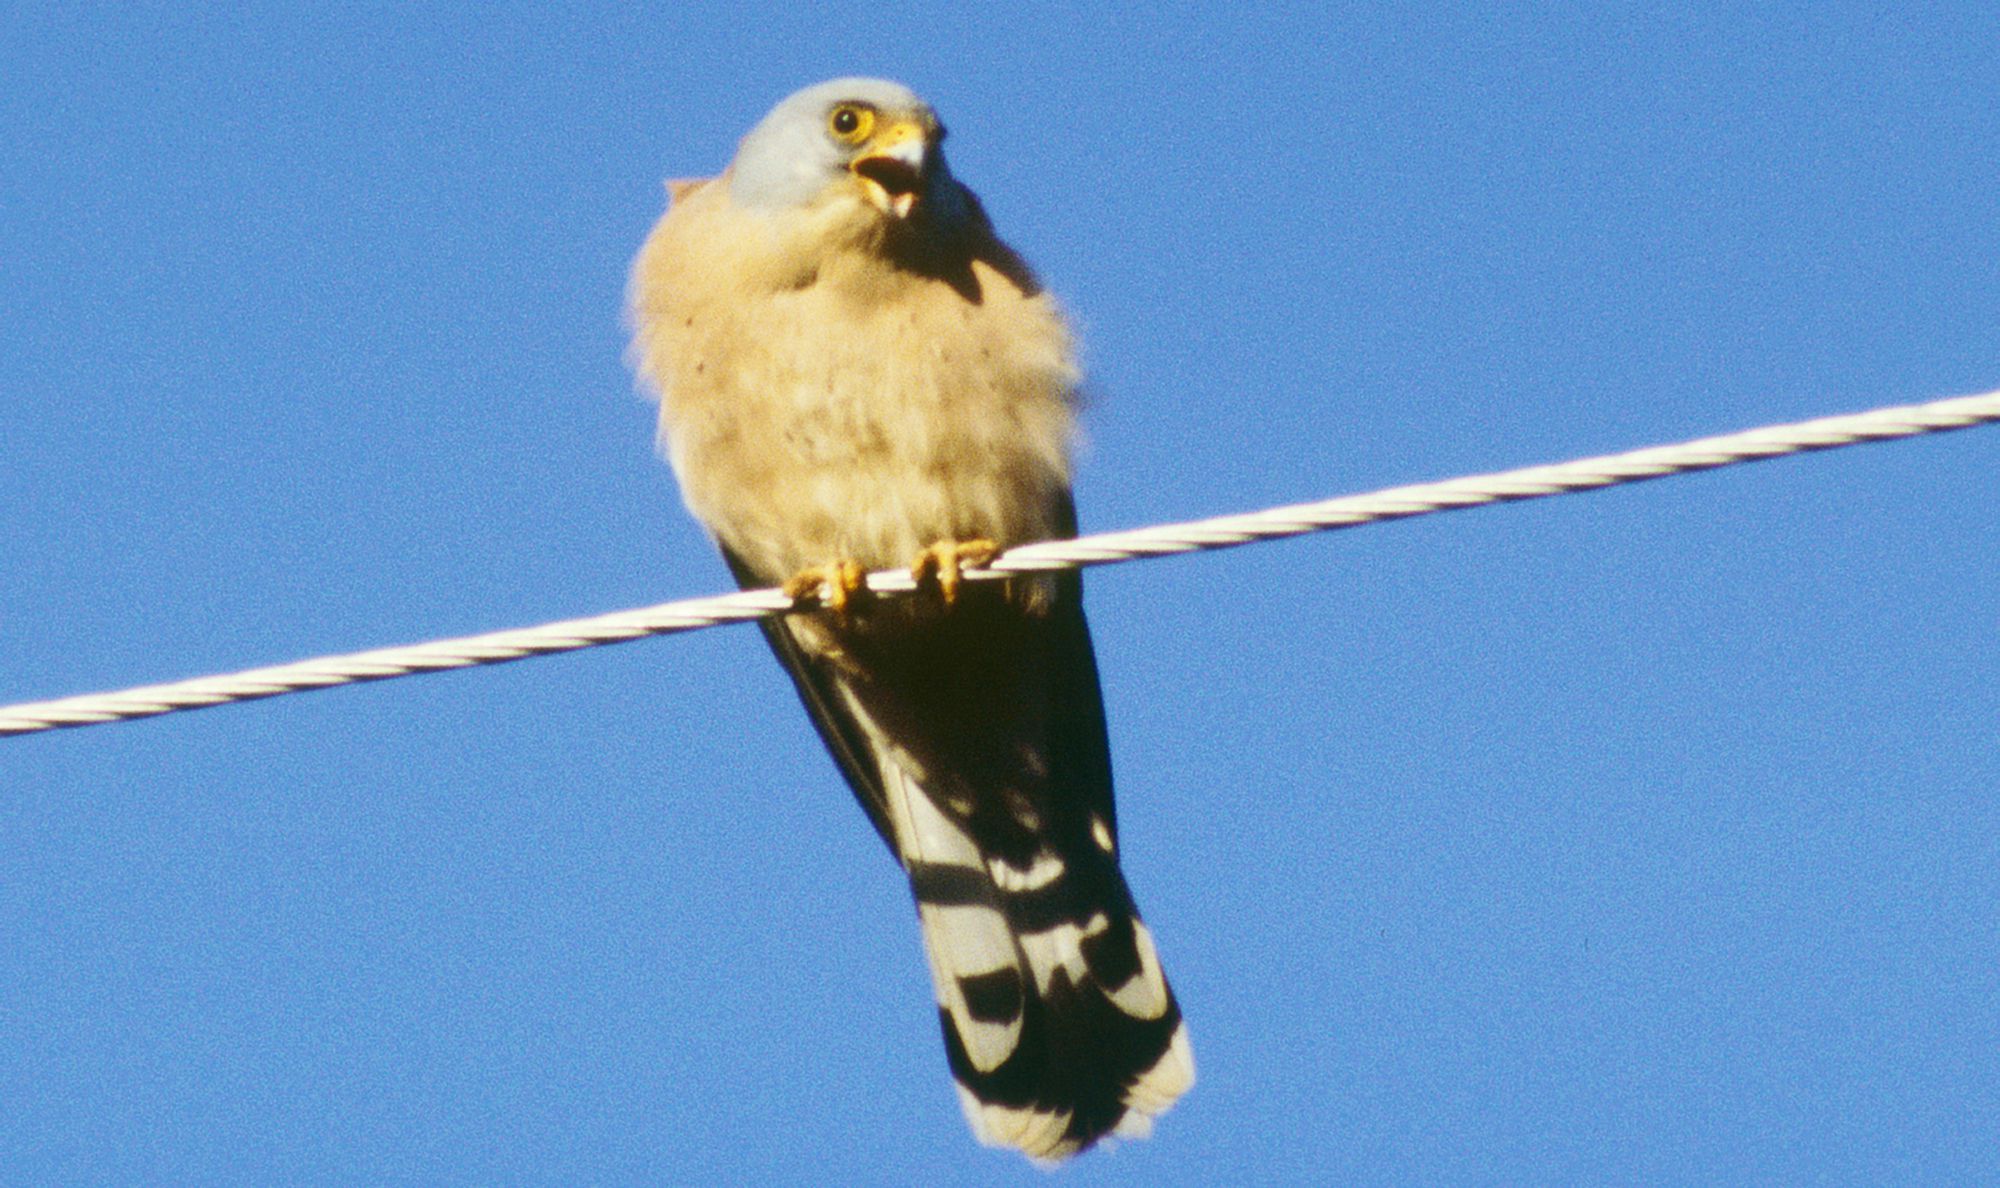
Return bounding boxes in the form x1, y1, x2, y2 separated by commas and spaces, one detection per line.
910, 538, 999, 607
783, 559, 870, 618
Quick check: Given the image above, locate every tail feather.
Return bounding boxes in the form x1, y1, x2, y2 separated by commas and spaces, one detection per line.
731, 550, 1192, 1161
884, 760, 1193, 1160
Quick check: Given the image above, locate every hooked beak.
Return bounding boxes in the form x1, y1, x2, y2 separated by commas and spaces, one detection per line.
850, 121, 930, 219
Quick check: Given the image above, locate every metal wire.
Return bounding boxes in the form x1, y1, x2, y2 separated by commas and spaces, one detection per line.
4, 387, 1996, 738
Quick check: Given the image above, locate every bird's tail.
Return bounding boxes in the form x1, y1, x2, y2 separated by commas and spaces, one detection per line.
883, 761, 1194, 1162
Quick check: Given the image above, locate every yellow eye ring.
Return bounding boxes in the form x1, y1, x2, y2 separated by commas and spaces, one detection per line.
827, 103, 875, 143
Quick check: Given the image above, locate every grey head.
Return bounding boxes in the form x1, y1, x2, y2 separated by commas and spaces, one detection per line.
728, 77, 969, 227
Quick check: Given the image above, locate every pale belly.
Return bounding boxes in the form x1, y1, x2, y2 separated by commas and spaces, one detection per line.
649, 239, 1079, 586
670, 390, 1069, 584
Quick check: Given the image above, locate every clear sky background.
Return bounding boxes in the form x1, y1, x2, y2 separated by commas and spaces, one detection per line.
4, 5, 1997, 1184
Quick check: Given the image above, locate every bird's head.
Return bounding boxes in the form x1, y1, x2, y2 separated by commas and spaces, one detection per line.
728, 78, 966, 228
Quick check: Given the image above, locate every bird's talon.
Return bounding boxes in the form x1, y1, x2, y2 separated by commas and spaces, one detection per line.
912, 539, 999, 606
785, 560, 870, 618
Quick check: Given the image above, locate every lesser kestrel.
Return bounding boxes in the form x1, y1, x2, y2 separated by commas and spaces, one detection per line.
627, 78, 1191, 1162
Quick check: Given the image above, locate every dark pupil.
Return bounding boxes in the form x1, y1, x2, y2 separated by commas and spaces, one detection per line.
833, 108, 859, 134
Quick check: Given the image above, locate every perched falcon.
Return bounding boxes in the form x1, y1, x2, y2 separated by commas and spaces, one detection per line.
627, 78, 1192, 1161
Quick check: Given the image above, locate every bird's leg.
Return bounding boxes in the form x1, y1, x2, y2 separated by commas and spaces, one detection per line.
783, 560, 871, 619
910, 538, 999, 607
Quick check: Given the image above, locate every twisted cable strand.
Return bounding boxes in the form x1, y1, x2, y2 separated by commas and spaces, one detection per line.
5, 388, 1996, 738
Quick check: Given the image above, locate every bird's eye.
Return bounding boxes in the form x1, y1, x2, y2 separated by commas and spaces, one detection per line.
828, 104, 874, 142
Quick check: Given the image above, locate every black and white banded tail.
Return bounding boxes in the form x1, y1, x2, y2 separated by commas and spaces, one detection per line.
734, 554, 1194, 1161
885, 758, 1191, 1159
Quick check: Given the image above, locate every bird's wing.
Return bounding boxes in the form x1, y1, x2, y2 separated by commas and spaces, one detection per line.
722, 543, 1192, 1160
722, 546, 899, 848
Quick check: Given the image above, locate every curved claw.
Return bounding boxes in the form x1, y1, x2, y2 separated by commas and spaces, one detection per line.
910, 538, 999, 607
783, 560, 870, 619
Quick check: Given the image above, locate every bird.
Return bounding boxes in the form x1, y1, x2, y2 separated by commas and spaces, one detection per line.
626, 77, 1192, 1162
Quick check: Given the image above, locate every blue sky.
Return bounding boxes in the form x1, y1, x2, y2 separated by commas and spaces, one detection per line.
4, 4, 1997, 1183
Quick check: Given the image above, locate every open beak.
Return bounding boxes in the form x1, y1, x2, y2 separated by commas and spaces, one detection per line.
850, 121, 929, 219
